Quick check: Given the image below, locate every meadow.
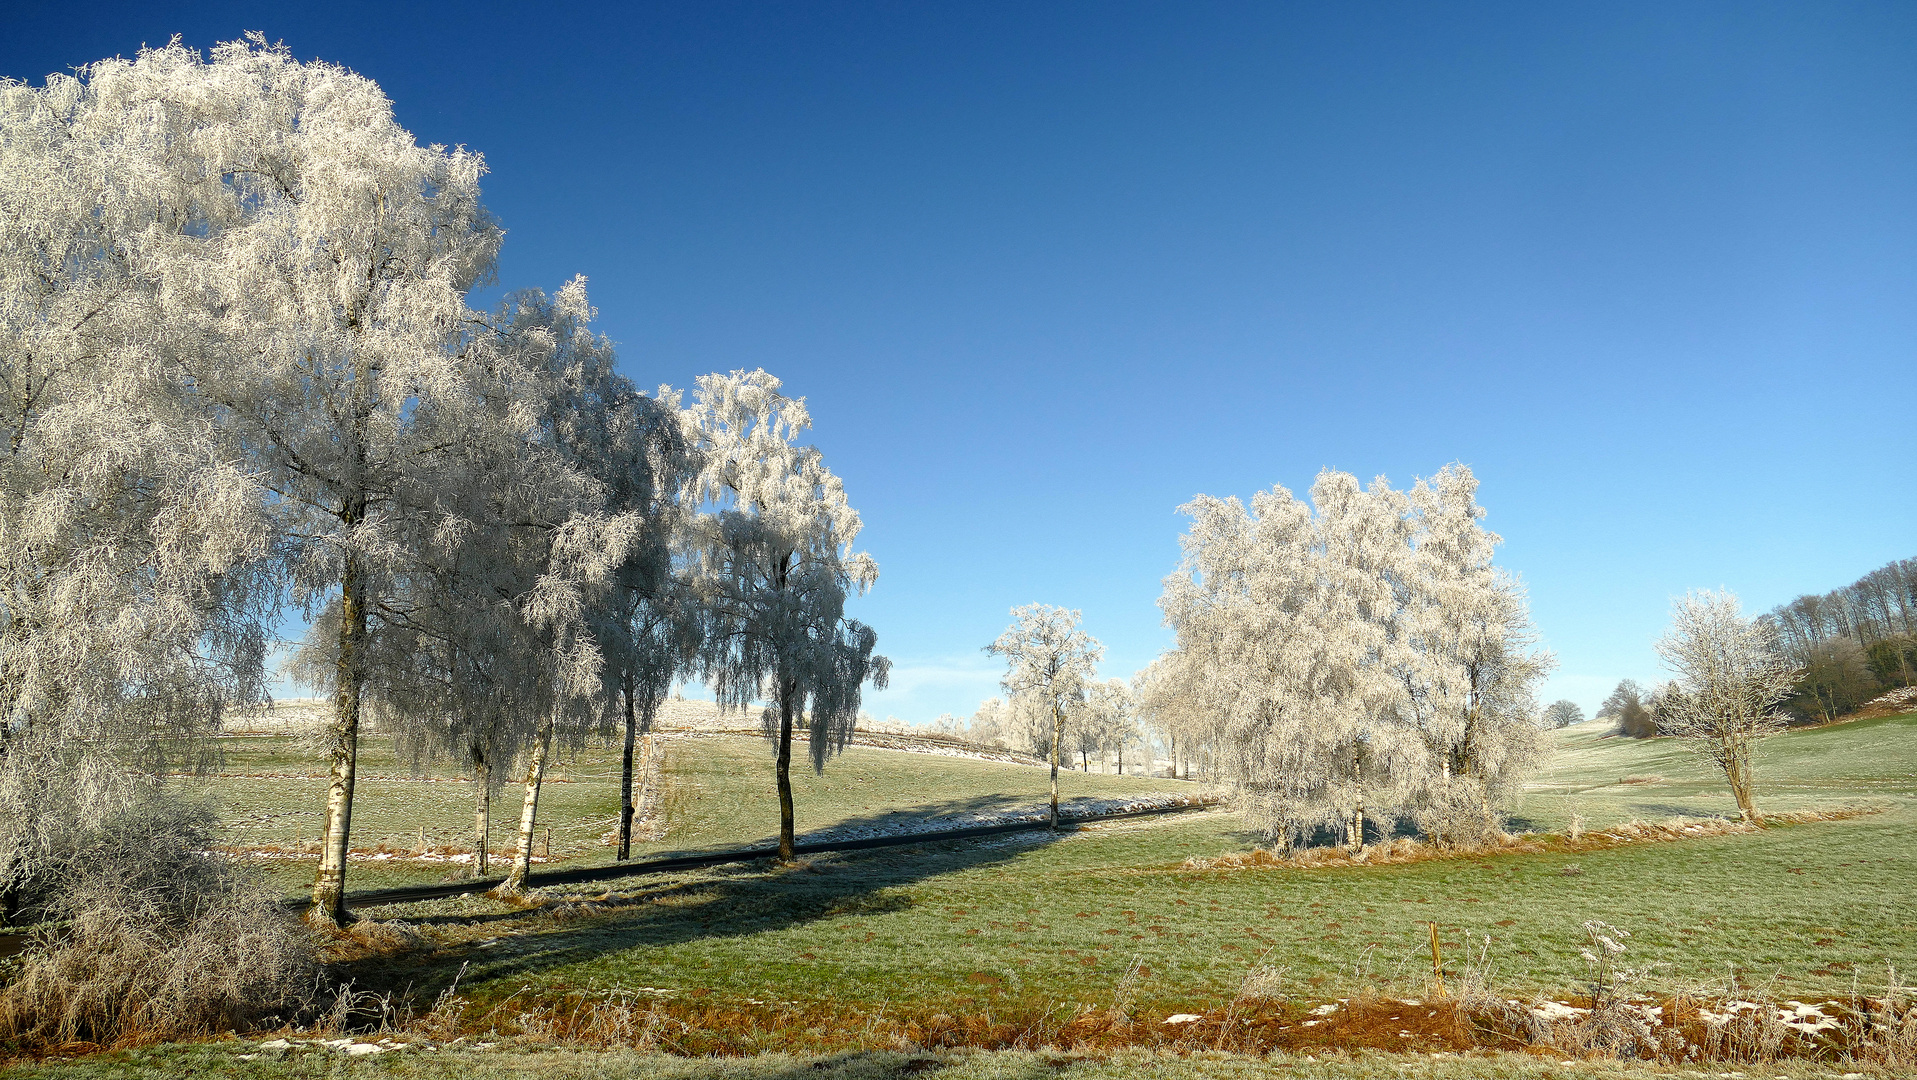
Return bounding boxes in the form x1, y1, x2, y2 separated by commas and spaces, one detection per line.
296, 714, 1913, 1007
35, 711, 1915, 1077
197, 725, 1183, 895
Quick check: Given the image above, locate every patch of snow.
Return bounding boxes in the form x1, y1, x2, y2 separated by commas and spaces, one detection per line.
1529, 1001, 1589, 1021
798, 792, 1203, 846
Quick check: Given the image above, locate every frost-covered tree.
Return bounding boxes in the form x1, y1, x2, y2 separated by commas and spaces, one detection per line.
687, 370, 888, 862
477, 284, 697, 869
1, 42, 290, 915
1543, 700, 1585, 729
0, 42, 283, 744
986, 605, 1103, 830
1597, 679, 1656, 738
1394, 466, 1553, 843
49, 38, 530, 923
1654, 590, 1799, 824
962, 696, 1024, 751
1132, 653, 1216, 781
1084, 679, 1139, 774
1158, 466, 1551, 850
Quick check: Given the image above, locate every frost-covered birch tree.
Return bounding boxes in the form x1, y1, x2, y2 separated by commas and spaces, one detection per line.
1158, 466, 1551, 850
71, 39, 523, 923
0, 43, 291, 917
1394, 465, 1553, 843
20, 38, 657, 921
358, 282, 652, 885
1084, 678, 1138, 774
1655, 589, 1799, 824
687, 370, 888, 863
986, 605, 1103, 830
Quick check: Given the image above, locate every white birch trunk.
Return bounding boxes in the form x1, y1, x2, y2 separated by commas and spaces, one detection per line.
501, 711, 554, 893
309, 550, 366, 925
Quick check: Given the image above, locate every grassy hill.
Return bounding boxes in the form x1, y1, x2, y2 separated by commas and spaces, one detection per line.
1516, 711, 1917, 831
20, 709, 1915, 1076
197, 725, 1186, 896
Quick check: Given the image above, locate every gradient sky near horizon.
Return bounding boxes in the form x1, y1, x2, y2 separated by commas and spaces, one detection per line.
6, 2, 1913, 723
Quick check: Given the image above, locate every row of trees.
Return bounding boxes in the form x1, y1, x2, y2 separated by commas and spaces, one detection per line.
1141, 465, 1554, 849
1763, 556, 1917, 723
954, 683, 1145, 773
1, 38, 887, 927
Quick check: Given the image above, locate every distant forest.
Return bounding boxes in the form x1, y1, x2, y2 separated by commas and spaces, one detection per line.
1764, 556, 1917, 722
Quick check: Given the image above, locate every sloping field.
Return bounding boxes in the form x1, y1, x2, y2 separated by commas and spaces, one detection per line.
195, 718, 1186, 896
1516, 711, 1917, 831
19, 711, 1916, 1076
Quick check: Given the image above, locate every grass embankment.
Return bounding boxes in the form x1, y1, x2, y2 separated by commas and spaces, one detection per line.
1515, 711, 1917, 831
4, 1044, 1883, 1079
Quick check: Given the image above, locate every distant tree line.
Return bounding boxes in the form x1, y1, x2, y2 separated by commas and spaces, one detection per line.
1762, 556, 1916, 723
1589, 555, 1914, 741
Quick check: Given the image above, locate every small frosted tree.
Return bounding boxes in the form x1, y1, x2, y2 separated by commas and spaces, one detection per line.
688, 370, 889, 863
1543, 700, 1585, 729
1085, 679, 1139, 774
1654, 590, 1800, 824
986, 605, 1103, 830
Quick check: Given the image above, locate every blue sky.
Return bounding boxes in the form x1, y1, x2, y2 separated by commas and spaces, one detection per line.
7, 2, 1913, 722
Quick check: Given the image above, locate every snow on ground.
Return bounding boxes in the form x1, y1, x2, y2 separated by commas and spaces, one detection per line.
796, 792, 1205, 845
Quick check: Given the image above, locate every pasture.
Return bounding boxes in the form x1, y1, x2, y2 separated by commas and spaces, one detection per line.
246, 714, 1914, 1004
33, 710, 1913, 1076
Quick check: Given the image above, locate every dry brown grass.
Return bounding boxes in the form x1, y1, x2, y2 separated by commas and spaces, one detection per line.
0, 856, 316, 1050
1177, 806, 1885, 873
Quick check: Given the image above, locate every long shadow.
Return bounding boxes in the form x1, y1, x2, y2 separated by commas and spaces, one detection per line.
342, 797, 1121, 998
689, 790, 1184, 852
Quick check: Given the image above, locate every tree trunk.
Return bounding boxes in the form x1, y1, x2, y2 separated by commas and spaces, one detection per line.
1727, 750, 1763, 825
502, 710, 555, 893
776, 678, 798, 862
619, 670, 636, 861
472, 746, 490, 876
1049, 701, 1062, 830
310, 550, 367, 926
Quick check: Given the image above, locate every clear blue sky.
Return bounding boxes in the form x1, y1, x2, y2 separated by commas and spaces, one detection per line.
8, 2, 1913, 723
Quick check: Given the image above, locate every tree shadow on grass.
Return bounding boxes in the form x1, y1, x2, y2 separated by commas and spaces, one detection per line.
341, 797, 1087, 998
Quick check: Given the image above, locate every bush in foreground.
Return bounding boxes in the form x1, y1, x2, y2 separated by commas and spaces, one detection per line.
0, 783, 316, 1047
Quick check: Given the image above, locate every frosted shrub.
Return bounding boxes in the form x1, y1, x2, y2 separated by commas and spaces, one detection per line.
0, 764, 315, 1046
1413, 776, 1504, 848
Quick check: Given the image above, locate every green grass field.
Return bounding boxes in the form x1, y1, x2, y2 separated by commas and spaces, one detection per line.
307, 712, 1917, 1021
196, 729, 1184, 896
1514, 712, 1917, 831
21, 712, 1915, 1076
